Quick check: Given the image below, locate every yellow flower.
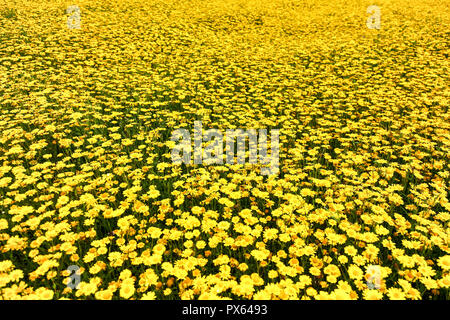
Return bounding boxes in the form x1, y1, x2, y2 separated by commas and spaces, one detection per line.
238, 263, 248, 272
437, 255, 450, 271
0, 219, 8, 230
196, 240, 206, 249
310, 267, 321, 277
333, 289, 351, 300
306, 287, 317, 297
338, 255, 348, 264
217, 221, 230, 230
348, 265, 363, 280
36, 288, 54, 300
147, 189, 160, 199
95, 290, 113, 300
363, 289, 383, 300
387, 288, 406, 300
268, 270, 278, 279
153, 243, 166, 255
254, 290, 271, 300
141, 292, 157, 300
323, 264, 341, 277
120, 283, 135, 299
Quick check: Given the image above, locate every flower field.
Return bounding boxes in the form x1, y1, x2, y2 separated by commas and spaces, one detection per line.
0, 0, 449, 300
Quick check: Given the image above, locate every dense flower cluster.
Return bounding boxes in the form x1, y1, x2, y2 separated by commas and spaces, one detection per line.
0, 0, 449, 300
